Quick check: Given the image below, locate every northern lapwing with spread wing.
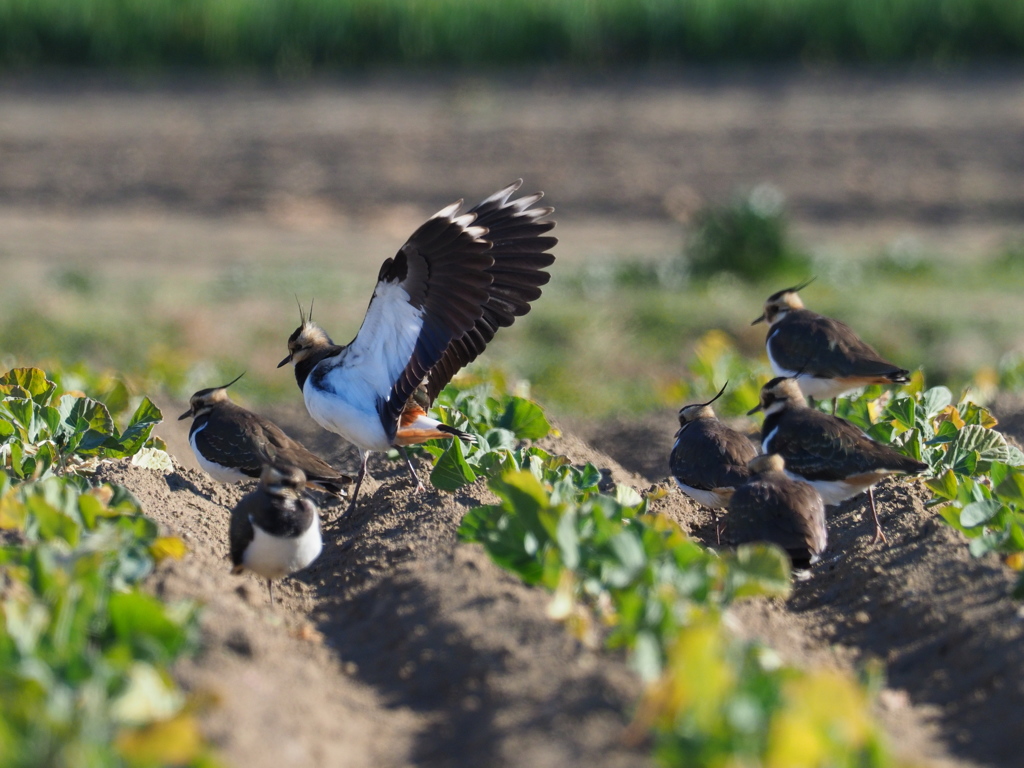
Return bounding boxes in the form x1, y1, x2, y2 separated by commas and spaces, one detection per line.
752, 280, 909, 413
278, 180, 556, 510
229, 462, 323, 604
179, 374, 352, 495
669, 383, 759, 542
749, 377, 927, 544
727, 454, 827, 571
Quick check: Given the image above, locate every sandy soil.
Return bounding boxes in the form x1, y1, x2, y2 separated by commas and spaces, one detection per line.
95, 402, 1024, 768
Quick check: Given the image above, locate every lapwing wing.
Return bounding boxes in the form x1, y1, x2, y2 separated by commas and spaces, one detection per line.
179, 374, 352, 495
229, 462, 323, 604
278, 180, 556, 510
727, 454, 827, 570
669, 383, 759, 542
749, 377, 927, 543
752, 280, 909, 413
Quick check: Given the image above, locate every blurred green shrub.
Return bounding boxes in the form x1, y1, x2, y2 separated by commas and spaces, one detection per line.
684, 185, 812, 283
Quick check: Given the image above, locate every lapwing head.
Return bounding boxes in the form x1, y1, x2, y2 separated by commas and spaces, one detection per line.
747, 377, 806, 416
278, 299, 335, 368
178, 372, 245, 421
677, 381, 728, 426
748, 453, 786, 475
260, 462, 308, 498
752, 278, 814, 325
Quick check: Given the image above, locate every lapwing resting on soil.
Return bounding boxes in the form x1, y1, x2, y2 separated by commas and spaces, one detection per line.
752, 281, 910, 413
749, 377, 928, 544
179, 374, 352, 495
230, 463, 323, 604
727, 454, 827, 570
669, 383, 759, 542
279, 180, 557, 510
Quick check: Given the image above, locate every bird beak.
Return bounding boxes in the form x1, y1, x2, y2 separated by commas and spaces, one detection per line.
746, 403, 763, 415
178, 408, 193, 421
277, 354, 292, 368
751, 314, 766, 325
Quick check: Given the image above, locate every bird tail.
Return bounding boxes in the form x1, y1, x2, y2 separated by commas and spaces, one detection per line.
887, 368, 911, 385
395, 406, 477, 446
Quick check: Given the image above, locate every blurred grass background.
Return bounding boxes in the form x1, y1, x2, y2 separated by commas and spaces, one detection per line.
3, 0, 1024, 70
2, 1, 1024, 425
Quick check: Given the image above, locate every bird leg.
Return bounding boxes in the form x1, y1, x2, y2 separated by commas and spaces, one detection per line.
398, 446, 425, 493
712, 509, 723, 546
346, 451, 370, 514
266, 579, 276, 605
868, 486, 888, 545
831, 397, 838, 416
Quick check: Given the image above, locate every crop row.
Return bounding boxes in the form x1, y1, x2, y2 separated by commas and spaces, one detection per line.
436, 372, 905, 767
0, 367, 216, 767
3, 0, 1024, 70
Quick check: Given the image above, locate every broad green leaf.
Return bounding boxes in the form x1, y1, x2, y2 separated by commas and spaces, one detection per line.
498, 397, 552, 440
924, 469, 958, 501
0, 368, 56, 404
724, 544, 793, 599
555, 508, 580, 570
114, 397, 163, 456
960, 500, 1003, 528
921, 386, 953, 420
887, 396, 916, 432
108, 592, 190, 661
632, 629, 663, 682
430, 438, 478, 491
25, 495, 81, 546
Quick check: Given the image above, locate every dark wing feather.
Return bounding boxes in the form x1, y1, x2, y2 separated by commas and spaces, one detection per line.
774, 410, 926, 480
770, 310, 908, 381
229, 492, 258, 568
670, 420, 758, 490
195, 410, 264, 478
239, 408, 352, 491
365, 200, 496, 440
423, 180, 557, 404
728, 474, 826, 568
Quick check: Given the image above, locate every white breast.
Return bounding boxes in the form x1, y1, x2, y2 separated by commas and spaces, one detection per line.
243, 516, 323, 580
190, 424, 249, 483
303, 365, 392, 452
673, 479, 731, 509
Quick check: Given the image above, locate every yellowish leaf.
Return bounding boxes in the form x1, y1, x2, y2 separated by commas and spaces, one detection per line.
116, 713, 204, 766
150, 536, 188, 562
1004, 552, 1024, 571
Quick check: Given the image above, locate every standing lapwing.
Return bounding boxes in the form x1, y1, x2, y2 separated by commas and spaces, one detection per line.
279, 180, 556, 510
727, 454, 827, 571
752, 280, 909, 413
669, 383, 759, 541
748, 377, 927, 544
229, 462, 323, 604
179, 374, 351, 495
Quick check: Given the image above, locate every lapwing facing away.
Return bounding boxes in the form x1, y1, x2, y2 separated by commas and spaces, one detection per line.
752, 280, 909, 413
279, 180, 556, 510
727, 454, 827, 571
230, 462, 323, 604
179, 374, 352, 496
749, 377, 928, 544
669, 383, 759, 542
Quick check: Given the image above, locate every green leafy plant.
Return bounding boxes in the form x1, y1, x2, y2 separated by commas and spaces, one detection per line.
0, 363, 216, 767
419, 372, 553, 491
684, 185, 812, 283
834, 379, 1024, 595
0, 367, 168, 481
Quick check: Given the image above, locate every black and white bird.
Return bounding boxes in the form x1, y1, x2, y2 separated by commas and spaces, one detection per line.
229, 462, 323, 604
749, 377, 927, 544
727, 454, 827, 571
278, 180, 556, 509
752, 281, 909, 413
179, 374, 351, 495
669, 383, 759, 541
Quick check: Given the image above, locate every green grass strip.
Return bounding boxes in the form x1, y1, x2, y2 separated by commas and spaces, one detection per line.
3, 0, 1024, 70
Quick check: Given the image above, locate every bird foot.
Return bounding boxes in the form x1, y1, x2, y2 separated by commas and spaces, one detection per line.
871, 525, 889, 546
